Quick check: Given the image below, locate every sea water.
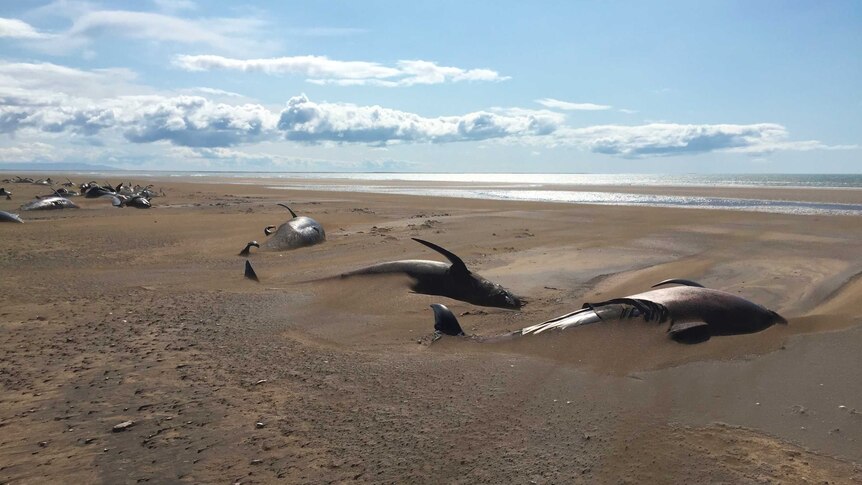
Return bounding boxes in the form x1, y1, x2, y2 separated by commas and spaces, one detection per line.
53, 172, 862, 216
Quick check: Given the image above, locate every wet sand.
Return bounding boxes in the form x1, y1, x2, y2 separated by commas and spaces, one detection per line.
1, 175, 861, 484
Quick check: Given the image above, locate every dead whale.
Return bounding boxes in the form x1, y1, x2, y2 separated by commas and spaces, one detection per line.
341, 238, 522, 309
21, 196, 79, 211
0, 210, 23, 223
259, 204, 325, 251
430, 279, 785, 343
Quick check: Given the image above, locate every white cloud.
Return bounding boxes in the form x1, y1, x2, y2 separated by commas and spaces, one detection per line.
68, 10, 242, 48
618, 108, 638, 114
0, 61, 141, 99
276, 95, 560, 144
7, 7, 272, 56
174, 54, 509, 86
0, 60, 850, 157
536, 98, 611, 111
122, 96, 278, 147
0, 17, 54, 39
0, 142, 62, 161
548, 123, 803, 157
175, 54, 399, 78
188, 87, 245, 98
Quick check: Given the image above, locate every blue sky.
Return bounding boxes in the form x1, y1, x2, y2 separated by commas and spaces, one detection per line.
0, 0, 859, 172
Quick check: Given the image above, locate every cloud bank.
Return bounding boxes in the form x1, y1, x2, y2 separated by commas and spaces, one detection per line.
554, 123, 794, 157
276, 95, 561, 143
174, 55, 509, 86
0, 62, 849, 156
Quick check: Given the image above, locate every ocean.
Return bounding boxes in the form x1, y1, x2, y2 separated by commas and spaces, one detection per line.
27, 171, 862, 216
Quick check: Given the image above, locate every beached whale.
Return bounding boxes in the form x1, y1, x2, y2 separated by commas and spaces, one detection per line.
109, 194, 152, 209
21, 196, 79, 211
340, 238, 523, 309
259, 204, 325, 251
430, 279, 785, 343
0, 210, 23, 223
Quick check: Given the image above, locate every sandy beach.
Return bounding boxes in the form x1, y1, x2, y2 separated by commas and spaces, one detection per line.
1, 175, 861, 484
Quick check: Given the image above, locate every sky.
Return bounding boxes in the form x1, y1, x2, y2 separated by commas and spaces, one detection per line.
0, 1, 860, 173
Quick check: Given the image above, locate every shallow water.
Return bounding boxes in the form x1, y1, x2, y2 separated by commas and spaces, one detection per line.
266, 183, 862, 216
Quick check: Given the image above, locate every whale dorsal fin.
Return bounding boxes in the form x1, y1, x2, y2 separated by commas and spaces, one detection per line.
412, 238, 470, 276
244, 260, 260, 282
277, 203, 298, 218
430, 304, 465, 336
651, 278, 705, 289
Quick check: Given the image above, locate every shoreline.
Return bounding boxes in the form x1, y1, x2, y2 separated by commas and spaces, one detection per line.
6, 171, 862, 211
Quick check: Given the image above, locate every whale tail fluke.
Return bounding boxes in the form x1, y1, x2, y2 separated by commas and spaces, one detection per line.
430, 304, 464, 336
244, 260, 260, 282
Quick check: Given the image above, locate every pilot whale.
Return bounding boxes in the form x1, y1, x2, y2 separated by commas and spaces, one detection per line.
258, 204, 325, 251
340, 238, 523, 310
430, 279, 785, 343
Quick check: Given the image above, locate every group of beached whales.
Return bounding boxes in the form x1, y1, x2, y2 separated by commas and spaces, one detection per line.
240, 203, 788, 345
0, 177, 163, 223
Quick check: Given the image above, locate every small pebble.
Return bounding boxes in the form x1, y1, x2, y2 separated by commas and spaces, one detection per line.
112, 420, 135, 432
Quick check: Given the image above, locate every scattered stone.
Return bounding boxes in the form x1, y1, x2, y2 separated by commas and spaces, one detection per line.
838, 405, 847, 410
112, 420, 135, 432
255, 422, 265, 429
35, 316, 46, 321
254, 379, 267, 386
38, 441, 48, 447
84, 438, 96, 444
250, 459, 263, 465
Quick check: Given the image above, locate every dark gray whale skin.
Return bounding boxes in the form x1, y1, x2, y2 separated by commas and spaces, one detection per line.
261, 204, 325, 251
432, 280, 785, 343
20, 196, 79, 211
341, 238, 522, 310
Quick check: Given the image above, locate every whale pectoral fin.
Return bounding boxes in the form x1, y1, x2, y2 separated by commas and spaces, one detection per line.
652, 278, 705, 289
411, 238, 470, 275
244, 260, 260, 282
668, 321, 710, 344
